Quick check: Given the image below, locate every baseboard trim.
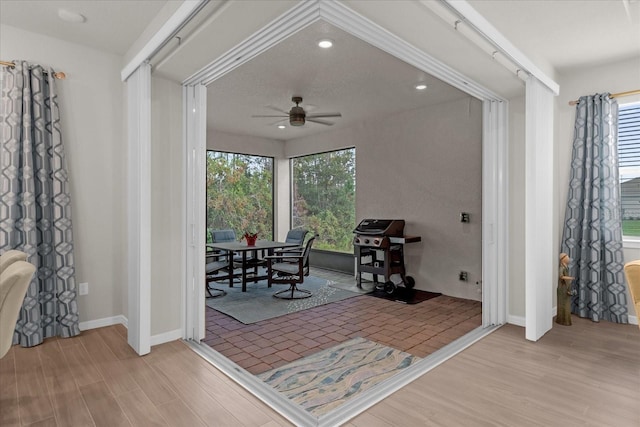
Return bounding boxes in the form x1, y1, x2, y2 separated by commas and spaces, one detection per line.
79, 315, 128, 331
150, 329, 183, 346
508, 313, 638, 327
79, 317, 182, 346
507, 314, 525, 327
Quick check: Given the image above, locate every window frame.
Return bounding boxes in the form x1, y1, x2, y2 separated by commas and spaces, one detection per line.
289, 147, 356, 254
619, 101, 640, 244
205, 149, 275, 241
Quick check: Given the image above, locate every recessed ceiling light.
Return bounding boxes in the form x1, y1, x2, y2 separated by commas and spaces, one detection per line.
58, 9, 86, 23
318, 39, 333, 49
415, 84, 428, 91
277, 125, 286, 129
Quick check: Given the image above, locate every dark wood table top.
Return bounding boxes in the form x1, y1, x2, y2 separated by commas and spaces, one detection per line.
207, 240, 299, 252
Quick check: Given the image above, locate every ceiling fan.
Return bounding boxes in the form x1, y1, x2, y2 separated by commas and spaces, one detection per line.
252, 96, 342, 126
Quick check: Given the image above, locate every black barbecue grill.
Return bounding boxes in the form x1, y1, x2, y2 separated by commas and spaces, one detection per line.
353, 219, 421, 294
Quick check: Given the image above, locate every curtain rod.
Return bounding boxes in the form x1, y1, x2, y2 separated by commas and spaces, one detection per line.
568, 89, 640, 106
1, 60, 66, 79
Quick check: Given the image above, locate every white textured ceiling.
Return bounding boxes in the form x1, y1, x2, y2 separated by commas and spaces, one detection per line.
2, 0, 638, 142
205, 20, 471, 141
469, 0, 640, 72
0, 0, 168, 55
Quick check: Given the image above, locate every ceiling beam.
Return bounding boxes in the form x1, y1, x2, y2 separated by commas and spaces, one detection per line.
121, 0, 208, 82
434, 0, 559, 95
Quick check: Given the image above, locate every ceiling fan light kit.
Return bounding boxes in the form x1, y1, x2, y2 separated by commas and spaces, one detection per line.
290, 97, 306, 126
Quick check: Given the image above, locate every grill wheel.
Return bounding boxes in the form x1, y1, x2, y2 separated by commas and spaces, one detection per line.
384, 281, 395, 294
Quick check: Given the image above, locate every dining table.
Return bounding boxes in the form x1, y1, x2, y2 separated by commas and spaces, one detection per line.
206, 240, 300, 292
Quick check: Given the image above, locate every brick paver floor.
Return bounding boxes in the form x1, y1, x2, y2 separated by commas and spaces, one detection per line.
204, 269, 482, 375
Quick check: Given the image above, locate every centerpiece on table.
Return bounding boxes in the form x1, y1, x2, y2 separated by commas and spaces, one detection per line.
243, 232, 258, 246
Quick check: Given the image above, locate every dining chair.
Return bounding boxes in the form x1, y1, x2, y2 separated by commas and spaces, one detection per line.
284, 228, 309, 246
205, 249, 228, 298
0, 260, 36, 358
211, 229, 252, 265
211, 229, 237, 243
211, 228, 260, 283
0, 249, 28, 272
266, 234, 317, 299
272, 228, 309, 258
623, 259, 640, 331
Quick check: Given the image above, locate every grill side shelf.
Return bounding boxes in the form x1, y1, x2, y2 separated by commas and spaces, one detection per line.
389, 235, 421, 244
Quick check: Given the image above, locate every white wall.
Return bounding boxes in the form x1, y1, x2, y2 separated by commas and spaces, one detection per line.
0, 25, 126, 325
555, 56, 640, 319
150, 76, 184, 336
287, 97, 483, 301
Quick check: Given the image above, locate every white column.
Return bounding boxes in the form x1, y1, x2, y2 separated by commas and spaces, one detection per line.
274, 158, 291, 242
183, 83, 207, 341
525, 76, 555, 341
126, 62, 151, 355
482, 99, 509, 327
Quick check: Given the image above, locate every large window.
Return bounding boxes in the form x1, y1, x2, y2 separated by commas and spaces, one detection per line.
206, 151, 274, 241
291, 148, 356, 253
619, 102, 640, 237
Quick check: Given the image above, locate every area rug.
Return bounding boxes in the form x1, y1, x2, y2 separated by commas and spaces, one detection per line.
205, 275, 360, 324
328, 280, 375, 294
258, 337, 420, 416
368, 287, 442, 304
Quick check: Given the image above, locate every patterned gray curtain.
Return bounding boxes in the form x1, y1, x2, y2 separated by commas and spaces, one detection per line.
561, 93, 628, 323
0, 60, 80, 346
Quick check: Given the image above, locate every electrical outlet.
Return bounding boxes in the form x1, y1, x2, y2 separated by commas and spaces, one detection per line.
79, 282, 89, 295
460, 212, 470, 223
459, 271, 468, 281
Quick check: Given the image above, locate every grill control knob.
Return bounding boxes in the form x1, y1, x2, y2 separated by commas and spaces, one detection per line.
373, 239, 380, 246
364, 239, 369, 244
354, 237, 360, 244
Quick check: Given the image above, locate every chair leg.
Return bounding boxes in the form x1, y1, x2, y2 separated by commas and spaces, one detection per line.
206, 285, 226, 298
273, 284, 312, 300
205, 277, 227, 298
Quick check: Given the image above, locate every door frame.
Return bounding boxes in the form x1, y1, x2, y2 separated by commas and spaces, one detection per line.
182, 0, 508, 341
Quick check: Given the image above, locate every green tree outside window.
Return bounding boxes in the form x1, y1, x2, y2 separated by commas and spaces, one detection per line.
292, 148, 356, 253
206, 151, 274, 240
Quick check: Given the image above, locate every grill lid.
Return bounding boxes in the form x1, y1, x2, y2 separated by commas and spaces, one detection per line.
353, 219, 405, 236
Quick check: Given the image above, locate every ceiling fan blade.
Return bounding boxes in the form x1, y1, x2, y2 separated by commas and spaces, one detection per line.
268, 118, 288, 126
306, 118, 334, 126
251, 114, 289, 118
264, 105, 290, 115
306, 112, 342, 118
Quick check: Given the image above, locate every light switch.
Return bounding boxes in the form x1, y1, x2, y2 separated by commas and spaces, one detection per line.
79, 282, 89, 295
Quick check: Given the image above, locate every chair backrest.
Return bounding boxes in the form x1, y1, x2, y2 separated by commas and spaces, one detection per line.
0, 260, 36, 358
623, 260, 640, 330
301, 235, 317, 274
0, 250, 28, 272
285, 229, 309, 245
212, 229, 236, 243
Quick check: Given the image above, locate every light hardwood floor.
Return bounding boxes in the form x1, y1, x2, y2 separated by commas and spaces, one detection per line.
1, 317, 638, 426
